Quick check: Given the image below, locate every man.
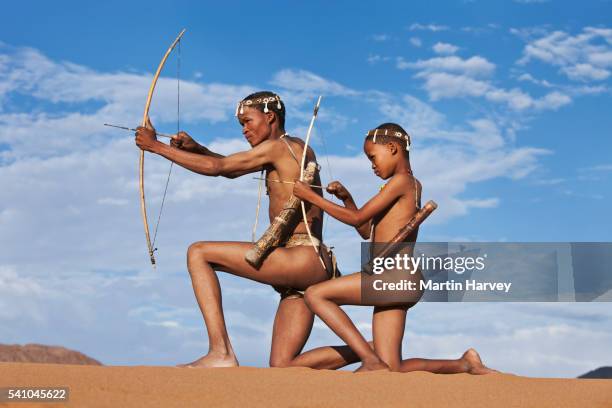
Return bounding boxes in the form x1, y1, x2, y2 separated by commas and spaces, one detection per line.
135, 91, 341, 368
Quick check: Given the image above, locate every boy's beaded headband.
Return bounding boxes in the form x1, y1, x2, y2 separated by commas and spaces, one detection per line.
366, 128, 411, 151
235, 94, 283, 116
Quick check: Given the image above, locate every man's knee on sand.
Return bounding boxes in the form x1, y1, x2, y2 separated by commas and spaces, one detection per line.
269, 355, 295, 368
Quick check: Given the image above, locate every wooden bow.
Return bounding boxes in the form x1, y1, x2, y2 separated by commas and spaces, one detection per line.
139, 29, 186, 267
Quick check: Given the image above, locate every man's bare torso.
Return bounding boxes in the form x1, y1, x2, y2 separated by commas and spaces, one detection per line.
264, 136, 325, 240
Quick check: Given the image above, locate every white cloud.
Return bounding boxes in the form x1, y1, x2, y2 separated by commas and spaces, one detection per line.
409, 37, 423, 47
0, 44, 254, 161
271, 69, 357, 97
403, 67, 571, 111
533, 178, 566, 186
416, 72, 491, 100
409, 23, 449, 32
371, 34, 390, 42
485, 87, 535, 110
516, 72, 609, 97
533, 91, 572, 110
0, 45, 251, 122
432, 42, 459, 55
270, 70, 359, 133
517, 27, 612, 82
509, 26, 551, 41
461, 24, 501, 35
584, 27, 612, 42
398, 55, 495, 77
561, 63, 610, 81
566, 85, 609, 95
581, 164, 612, 172
367, 54, 381, 64
400, 302, 612, 378
367, 54, 390, 64
517, 73, 554, 87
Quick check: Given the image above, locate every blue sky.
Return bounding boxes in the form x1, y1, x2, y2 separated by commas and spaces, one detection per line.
1, 0, 611, 377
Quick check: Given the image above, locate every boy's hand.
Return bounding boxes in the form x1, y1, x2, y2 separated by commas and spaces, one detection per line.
326, 181, 351, 201
293, 180, 315, 201
171, 131, 199, 152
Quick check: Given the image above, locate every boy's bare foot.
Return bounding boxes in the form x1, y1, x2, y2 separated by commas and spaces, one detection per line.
177, 350, 239, 368
354, 360, 390, 373
461, 348, 499, 375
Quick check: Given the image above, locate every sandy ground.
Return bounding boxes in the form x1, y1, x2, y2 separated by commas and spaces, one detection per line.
1, 363, 611, 407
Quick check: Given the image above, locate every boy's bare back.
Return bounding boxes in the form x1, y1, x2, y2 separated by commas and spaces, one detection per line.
371, 173, 421, 243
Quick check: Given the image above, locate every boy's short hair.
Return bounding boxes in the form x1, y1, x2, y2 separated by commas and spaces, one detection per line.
236, 91, 286, 129
365, 122, 411, 152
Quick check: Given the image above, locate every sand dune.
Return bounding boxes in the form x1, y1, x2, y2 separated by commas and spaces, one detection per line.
1, 362, 611, 407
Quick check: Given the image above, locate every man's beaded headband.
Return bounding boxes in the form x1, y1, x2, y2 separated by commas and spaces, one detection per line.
366, 128, 411, 151
235, 94, 283, 116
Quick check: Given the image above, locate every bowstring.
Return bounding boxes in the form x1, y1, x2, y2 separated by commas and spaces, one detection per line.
152, 39, 180, 251
318, 124, 335, 240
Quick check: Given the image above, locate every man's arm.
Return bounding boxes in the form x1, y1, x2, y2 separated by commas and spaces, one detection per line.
171, 131, 225, 158
170, 132, 260, 177
192, 144, 225, 159
177, 143, 261, 178
140, 136, 274, 178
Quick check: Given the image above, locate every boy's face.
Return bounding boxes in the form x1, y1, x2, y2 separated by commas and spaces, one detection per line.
363, 139, 398, 180
237, 106, 273, 146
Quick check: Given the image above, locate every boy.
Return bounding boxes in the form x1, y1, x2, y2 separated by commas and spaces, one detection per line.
293, 123, 496, 374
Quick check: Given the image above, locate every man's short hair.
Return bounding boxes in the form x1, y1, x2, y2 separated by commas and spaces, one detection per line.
239, 91, 286, 129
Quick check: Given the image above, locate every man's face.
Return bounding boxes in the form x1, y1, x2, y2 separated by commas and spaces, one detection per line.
363, 139, 397, 180
237, 107, 273, 146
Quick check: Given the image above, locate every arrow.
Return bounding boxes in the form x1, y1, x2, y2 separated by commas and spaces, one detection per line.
252, 177, 324, 189
104, 123, 174, 139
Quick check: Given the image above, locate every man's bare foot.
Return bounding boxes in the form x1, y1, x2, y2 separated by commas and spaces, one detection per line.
461, 348, 499, 375
354, 360, 390, 373
177, 350, 239, 368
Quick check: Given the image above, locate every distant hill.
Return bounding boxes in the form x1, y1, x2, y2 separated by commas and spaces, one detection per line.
578, 367, 612, 379
0, 343, 102, 365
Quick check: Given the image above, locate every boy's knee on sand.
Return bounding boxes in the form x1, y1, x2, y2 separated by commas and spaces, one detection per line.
304, 284, 325, 308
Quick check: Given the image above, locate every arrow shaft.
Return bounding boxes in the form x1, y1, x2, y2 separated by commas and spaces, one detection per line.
252, 177, 324, 189
104, 123, 173, 139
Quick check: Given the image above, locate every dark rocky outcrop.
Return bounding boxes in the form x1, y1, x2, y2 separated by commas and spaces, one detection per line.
0, 343, 102, 365
578, 367, 612, 379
